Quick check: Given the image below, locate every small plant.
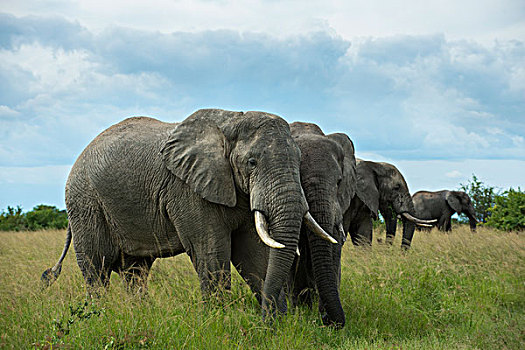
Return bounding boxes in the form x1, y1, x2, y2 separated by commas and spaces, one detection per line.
34, 300, 103, 349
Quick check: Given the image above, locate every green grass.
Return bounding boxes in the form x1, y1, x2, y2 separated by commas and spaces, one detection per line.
0, 226, 523, 349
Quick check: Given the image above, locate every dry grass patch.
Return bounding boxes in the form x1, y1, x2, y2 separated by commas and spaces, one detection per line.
0, 226, 523, 349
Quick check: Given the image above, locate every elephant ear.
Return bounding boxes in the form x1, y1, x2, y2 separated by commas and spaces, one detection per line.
446, 192, 462, 213
327, 133, 357, 214
355, 160, 379, 216
161, 116, 236, 207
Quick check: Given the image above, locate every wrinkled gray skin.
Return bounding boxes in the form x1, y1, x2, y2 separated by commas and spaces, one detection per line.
42, 109, 309, 320
412, 190, 477, 232
345, 160, 417, 249
286, 122, 357, 327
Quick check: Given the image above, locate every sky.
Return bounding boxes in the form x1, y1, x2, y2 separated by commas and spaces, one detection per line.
1, 0, 524, 211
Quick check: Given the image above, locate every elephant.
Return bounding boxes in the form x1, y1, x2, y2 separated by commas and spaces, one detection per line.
42, 109, 336, 320
412, 190, 478, 232
345, 160, 436, 249
285, 122, 357, 327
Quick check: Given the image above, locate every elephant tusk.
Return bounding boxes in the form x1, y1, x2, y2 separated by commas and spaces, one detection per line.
304, 212, 338, 244
296, 247, 300, 256
401, 212, 437, 226
338, 223, 346, 243
254, 211, 285, 249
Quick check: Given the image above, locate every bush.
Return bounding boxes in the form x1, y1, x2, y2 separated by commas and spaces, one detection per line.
0, 206, 27, 231
0, 205, 68, 231
486, 188, 525, 231
25, 205, 68, 230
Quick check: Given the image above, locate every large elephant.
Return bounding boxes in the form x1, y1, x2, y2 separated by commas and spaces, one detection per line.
286, 122, 357, 327
42, 109, 335, 320
345, 160, 435, 249
412, 190, 478, 231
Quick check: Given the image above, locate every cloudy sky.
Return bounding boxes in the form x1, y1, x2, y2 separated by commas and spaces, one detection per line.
1, 0, 524, 210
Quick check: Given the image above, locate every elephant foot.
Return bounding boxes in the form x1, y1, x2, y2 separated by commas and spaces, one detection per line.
321, 312, 345, 329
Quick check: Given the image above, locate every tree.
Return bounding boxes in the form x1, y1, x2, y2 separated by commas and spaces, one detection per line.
459, 174, 497, 223
486, 188, 525, 231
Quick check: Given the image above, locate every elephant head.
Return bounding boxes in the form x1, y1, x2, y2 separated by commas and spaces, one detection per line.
288, 122, 357, 327
446, 191, 477, 231
162, 109, 334, 318
355, 160, 432, 248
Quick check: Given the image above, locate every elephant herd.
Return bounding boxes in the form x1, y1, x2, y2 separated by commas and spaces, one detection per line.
42, 109, 478, 328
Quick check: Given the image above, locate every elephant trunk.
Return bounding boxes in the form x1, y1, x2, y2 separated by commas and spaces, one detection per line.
465, 207, 478, 232
252, 168, 308, 320
306, 199, 345, 327
394, 196, 417, 249
401, 219, 416, 249
261, 206, 303, 317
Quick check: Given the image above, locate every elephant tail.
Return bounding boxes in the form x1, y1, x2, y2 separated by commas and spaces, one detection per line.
41, 223, 72, 287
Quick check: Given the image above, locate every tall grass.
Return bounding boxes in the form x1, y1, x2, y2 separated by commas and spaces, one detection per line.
0, 226, 523, 349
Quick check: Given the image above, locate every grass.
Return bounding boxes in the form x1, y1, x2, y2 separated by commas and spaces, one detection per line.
0, 225, 523, 349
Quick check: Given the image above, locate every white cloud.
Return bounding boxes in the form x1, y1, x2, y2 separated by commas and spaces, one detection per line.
2, 0, 524, 44
0, 165, 70, 185
0, 105, 19, 118
1, 43, 95, 98
0, 11, 524, 208
446, 170, 463, 179
509, 65, 525, 93
512, 135, 524, 147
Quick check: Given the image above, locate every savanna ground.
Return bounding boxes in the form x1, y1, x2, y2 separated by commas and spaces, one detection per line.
0, 225, 523, 349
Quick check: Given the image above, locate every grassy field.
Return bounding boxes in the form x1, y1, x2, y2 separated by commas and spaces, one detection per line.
0, 226, 523, 349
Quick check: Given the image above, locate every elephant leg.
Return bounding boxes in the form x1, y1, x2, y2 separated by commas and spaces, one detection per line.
381, 207, 397, 245
437, 216, 448, 231
231, 226, 270, 306
117, 254, 155, 295
290, 238, 315, 309
191, 232, 232, 297
169, 207, 233, 299
445, 219, 452, 232
75, 249, 115, 292
438, 215, 452, 232
350, 212, 373, 246
193, 243, 232, 298
71, 208, 118, 292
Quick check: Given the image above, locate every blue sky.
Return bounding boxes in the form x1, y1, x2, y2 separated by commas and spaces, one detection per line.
1, 0, 524, 210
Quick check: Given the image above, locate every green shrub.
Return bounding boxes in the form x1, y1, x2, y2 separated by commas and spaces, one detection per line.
486, 188, 525, 231
0, 206, 27, 231
0, 204, 68, 231
25, 205, 68, 230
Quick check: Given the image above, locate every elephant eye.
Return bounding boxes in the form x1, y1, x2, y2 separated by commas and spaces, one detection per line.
247, 158, 257, 168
